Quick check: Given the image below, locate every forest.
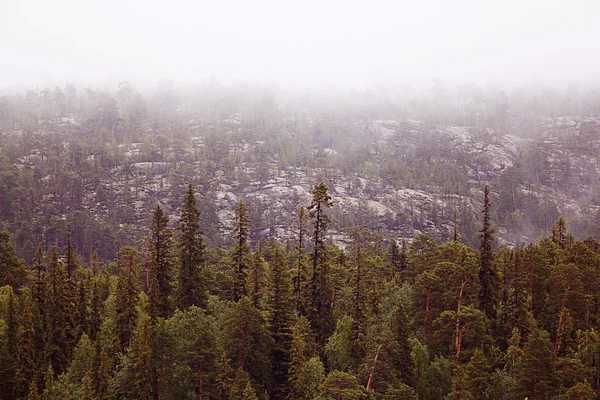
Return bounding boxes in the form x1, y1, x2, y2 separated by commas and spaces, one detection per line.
0, 178, 600, 399
3, 0, 600, 398
0, 79, 600, 400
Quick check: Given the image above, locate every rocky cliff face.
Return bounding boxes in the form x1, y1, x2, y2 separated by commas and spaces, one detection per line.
5, 113, 600, 258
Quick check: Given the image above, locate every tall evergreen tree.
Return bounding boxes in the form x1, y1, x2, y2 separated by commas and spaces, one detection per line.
247, 251, 267, 309
74, 279, 89, 339
307, 182, 334, 345
479, 184, 497, 321
45, 247, 75, 376
294, 206, 308, 313
0, 231, 27, 288
176, 183, 208, 310
516, 328, 557, 399
115, 246, 139, 350
17, 291, 37, 399
232, 200, 252, 302
222, 297, 274, 391
147, 205, 175, 319
131, 293, 154, 400
266, 247, 294, 399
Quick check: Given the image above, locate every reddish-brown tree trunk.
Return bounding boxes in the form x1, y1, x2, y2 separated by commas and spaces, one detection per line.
366, 343, 384, 392
424, 288, 431, 342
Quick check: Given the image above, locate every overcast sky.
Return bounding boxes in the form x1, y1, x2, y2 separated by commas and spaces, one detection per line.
1, 0, 599, 89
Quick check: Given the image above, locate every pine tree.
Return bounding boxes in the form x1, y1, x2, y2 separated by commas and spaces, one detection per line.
288, 316, 318, 398
389, 304, 415, 386
26, 379, 40, 400
307, 182, 334, 346
17, 291, 37, 398
1, 286, 18, 399
516, 328, 557, 399
74, 279, 89, 339
176, 183, 208, 310
552, 217, 568, 249
89, 279, 101, 342
45, 247, 74, 376
479, 184, 497, 321
232, 200, 252, 302
147, 205, 175, 319
223, 297, 274, 390
131, 293, 154, 400
464, 348, 490, 399
32, 245, 46, 308
115, 246, 139, 350
0, 231, 28, 288
322, 370, 364, 400
266, 247, 294, 399
294, 206, 308, 313
247, 251, 267, 309
229, 368, 257, 400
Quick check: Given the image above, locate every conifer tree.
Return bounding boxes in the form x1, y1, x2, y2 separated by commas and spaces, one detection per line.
552, 217, 568, 249
17, 291, 37, 398
247, 251, 267, 309
73, 279, 88, 341
131, 293, 154, 400
389, 303, 415, 386
89, 279, 101, 342
176, 183, 208, 310
229, 368, 257, 400
0, 231, 28, 288
516, 329, 557, 399
26, 379, 40, 400
307, 182, 334, 345
1, 286, 18, 398
266, 247, 294, 399
479, 184, 497, 321
32, 245, 46, 308
223, 297, 274, 390
45, 247, 74, 375
232, 200, 252, 302
288, 316, 318, 398
294, 206, 308, 313
147, 205, 175, 319
115, 246, 139, 350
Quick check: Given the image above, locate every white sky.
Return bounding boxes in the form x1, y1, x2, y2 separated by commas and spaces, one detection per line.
1, 0, 599, 88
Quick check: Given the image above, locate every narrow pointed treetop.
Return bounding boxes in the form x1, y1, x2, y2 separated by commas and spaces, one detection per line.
176, 183, 208, 310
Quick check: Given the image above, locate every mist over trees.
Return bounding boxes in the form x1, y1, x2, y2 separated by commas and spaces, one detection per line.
1, 78, 600, 398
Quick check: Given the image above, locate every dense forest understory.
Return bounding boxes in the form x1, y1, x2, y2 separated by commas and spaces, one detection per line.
1, 82, 600, 399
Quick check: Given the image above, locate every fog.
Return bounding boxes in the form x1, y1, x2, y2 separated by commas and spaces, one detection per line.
2, 0, 600, 90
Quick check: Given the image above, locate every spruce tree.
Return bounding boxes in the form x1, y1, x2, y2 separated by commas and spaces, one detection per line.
307, 182, 334, 346
223, 297, 274, 390
266, 247, 294, 399
232, 200, 252, 302
516, 329, 557, 399
45, 247, 74, 375
294, 206, 308, 313
247, 251, 267, 309
74, 279, 89, 340
176, 183, 208, 310
147, 205, 175, 319
479, 184, 497, 321
0, 231, 28, 288
115, 246, 139, 350
131, 293, 154, 400
17, 291, 37, 398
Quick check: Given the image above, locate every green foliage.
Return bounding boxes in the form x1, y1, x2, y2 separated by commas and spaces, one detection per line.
222, 297, 274, 391
147, 205, 175, 319
176, 183, 208, 310
232, 200, 252, 302
307, 183, 334, 346
0, 231, 27, 288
